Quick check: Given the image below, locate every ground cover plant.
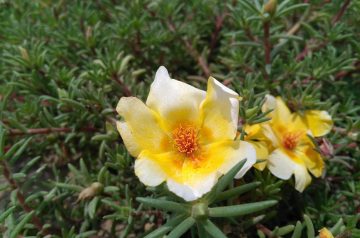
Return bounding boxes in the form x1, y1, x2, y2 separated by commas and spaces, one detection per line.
0, 0, 359, 237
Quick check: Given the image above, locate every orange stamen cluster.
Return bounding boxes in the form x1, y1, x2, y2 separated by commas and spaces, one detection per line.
283, 132, 302, 150
172, 124, 199, 157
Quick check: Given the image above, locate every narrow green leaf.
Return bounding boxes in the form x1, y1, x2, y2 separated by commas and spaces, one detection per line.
21, 156, 41, 173
330, 218, 343, 235
9, 137, 32, 163
10, 211, 34, 238
277, 4, 309, 17
5, 137, 32, 161
88, 197, 100, 219
144, 214, 187, 238
304, 214, 315, 238
291, 221, 303, 238
209, 200, 277, 218
167, 217, 195, 238
215, 182, 261, 203
200, 219, 227, 238
197, 222, 208, 238
216, 159, 247, 194
0, 206, 16, 223
0, 125, 5, 156
136, 197, 189, 213
277, 225, 295, 236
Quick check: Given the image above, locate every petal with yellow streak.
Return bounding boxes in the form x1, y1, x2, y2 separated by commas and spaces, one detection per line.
301, 110, 333, 137
134, 154, 167, 187
268, 148, 297, 180
302, 145, 324, 177
199, 77, 240, 142
146, 66, 206, 129
268, 148, 312, 192
116, 97, 167, 157
167, 173, 220, 201
212, 140, 256, 179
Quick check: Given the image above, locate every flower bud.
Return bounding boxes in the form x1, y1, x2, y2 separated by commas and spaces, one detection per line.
264, 0, 277, 16
319, 138, 334, 157
77, 182, 103, 201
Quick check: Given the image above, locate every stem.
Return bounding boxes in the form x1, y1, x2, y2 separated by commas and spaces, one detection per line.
111, 73, 132, 96
256, 224, 273, 237
208, 13, 227, 60
296, 0, 351, 62
1, 160, 49, 235
331, 0, 351, 25
165, 20, 211, 78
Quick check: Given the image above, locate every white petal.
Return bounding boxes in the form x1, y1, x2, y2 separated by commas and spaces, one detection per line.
294, 165, 312, 192
146, 66, 206, 127
134, 155, 167, 187
167, 172, 219, 202
267, 149, 297, 180
215, 141, 257, 179
261, 94, 277, 112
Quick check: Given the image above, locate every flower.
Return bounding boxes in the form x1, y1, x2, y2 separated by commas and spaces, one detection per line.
319, 228, 334, 238
116, 66, 256, 201
247, 95, 332, 192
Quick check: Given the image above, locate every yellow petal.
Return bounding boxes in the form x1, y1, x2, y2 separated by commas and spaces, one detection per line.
146, 66, 206, 128
250, 141, 269, 171
302, 146, 324, 177
116, 97, 167, 157
210, 140, 256, 179
301, 110, 333, 137
263, 95, 306, 132
200, 77, 240, 142
262, 95, 292, 123
319, 228, 334, 238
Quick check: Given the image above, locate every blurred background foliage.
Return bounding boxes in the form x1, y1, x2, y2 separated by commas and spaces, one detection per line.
0, 0, 359, 237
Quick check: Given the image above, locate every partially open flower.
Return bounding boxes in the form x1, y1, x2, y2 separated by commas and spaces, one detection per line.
116, 66, 256, 201
250, 95, 333, 192
77, 182, 103, 201
319, 228, 334, 238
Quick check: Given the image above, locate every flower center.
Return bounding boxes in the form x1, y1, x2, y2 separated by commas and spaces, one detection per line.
283, 132, 302, 150
172, 124, 199, 156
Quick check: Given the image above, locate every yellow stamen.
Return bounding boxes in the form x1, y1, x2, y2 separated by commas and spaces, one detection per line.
172, 124, 199, 157
282, 132, 302, 150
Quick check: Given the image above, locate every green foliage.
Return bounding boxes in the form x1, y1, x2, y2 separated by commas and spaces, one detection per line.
0, 0, 359, 237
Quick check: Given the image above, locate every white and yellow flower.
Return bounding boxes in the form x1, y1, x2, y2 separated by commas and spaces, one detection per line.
116, 66, 256, 201
250, 95, 333, 192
